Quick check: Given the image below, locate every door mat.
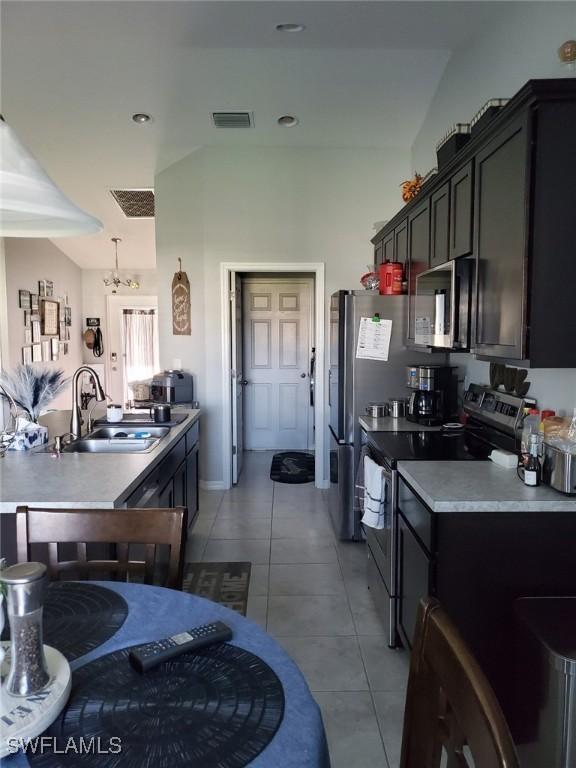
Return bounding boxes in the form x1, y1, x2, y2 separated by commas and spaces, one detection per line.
182, 561, 251, 615
270, 451, 315, 484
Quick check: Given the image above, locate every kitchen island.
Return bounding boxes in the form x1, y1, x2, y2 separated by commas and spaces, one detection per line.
0, 409, 200, 563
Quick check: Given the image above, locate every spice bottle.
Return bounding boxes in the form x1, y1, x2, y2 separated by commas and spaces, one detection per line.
1, 562, 50, 696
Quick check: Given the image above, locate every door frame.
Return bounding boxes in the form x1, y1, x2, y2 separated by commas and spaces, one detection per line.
241, 275, 315, 452
220, 262, 326, 489
105, 294, 160, 405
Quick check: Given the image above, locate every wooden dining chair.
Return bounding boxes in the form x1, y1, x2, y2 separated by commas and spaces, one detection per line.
400, 598, 520, 768
16, 505, 187, 589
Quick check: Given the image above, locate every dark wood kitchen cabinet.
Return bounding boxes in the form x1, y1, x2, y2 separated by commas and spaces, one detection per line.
371, 79, 576, 365
449, 161, 474, 259
396, 475, 576, 741
382, 230, 394, 263
406, 200, 430, 343
474, 117, 528, 360
429, 182, 450, 267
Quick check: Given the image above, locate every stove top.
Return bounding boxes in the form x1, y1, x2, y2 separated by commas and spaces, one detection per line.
367, 427, 495, 465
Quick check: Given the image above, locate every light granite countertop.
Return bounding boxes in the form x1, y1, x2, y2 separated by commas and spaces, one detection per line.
0, 409, 200, 513
398, 460, 576, 513
359, 416, 440, 433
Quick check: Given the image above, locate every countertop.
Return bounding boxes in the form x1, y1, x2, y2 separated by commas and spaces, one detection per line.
359, 415, 440, 433
0, 409, 200, 513
398, 460, 576, 513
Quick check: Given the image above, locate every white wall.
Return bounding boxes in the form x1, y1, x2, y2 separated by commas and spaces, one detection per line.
156, 145, 411, 484
415, 4, 576, 416
412, 4, 576, 173
3, 238, 83, 411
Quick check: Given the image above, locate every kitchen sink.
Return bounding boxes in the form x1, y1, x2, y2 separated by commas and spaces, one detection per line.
88, 426, 170, 440
63, 437, 161, 453
59, 425, 171, 453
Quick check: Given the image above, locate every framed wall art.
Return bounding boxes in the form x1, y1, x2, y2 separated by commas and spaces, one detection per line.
24, 329, 32, 345
38, 280, 46, 297
31, 319, 41, 343
45, 280, 54, 297
42, 340, 50, 361
22, 346, 32, 364
32, 344, 42, 363
19, 290, 31, 309
51, 337, 59, 360
40, 298, 59, 336
31, 294, 39, 311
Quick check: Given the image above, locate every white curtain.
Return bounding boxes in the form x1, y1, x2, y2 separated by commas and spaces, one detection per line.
123, 310, 156, 402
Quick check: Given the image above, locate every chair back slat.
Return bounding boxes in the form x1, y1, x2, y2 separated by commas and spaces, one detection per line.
400, 599, 520, 768
47, 543, 59, 579
15, 506, 187, 589
77, 542, 87, 562
144, 544, 156, 585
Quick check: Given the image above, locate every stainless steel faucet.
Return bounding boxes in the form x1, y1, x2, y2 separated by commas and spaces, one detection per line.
70, 366, 106, 439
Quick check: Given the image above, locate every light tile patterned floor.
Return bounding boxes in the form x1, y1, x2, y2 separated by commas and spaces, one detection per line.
188, 451, 409, 768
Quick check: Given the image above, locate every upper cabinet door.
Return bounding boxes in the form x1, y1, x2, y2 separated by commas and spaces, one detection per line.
407, 199, 431, 343
474, 117, 529, 360
430, 182, 450, 267
374, 240, 383, 265
450, 161, 474, 259
382, 230, 395, 263
394, 218, 408, 266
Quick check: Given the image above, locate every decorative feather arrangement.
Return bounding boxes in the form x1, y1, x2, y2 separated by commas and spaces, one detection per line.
0, 365, 69, 422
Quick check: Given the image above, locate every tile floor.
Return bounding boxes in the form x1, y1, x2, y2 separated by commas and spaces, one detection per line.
187, 451, 409, 768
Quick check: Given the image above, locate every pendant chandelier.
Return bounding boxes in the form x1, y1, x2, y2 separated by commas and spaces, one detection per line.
103, 238, 140, 293
0, 117, 102, 237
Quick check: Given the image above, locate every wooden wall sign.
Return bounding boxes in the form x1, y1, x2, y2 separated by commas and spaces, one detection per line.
172, 260, 191, 335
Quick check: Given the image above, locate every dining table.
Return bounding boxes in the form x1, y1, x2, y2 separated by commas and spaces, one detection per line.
4, 581, 331, 768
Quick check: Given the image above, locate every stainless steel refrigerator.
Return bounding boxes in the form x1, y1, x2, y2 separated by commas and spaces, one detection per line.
328, 290, 435, 540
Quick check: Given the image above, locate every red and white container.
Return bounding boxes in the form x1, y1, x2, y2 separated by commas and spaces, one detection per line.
379, 261, 404, 295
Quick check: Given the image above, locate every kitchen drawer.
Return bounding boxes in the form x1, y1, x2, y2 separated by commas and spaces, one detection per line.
185, 421, 199, 454
398, 477, 433, 554
158, 436, 186, 480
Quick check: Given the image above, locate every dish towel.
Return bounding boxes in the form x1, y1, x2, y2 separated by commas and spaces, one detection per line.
361, 455, 386, 529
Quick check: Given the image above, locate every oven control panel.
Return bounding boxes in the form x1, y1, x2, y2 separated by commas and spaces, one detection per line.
463, 384, 535, 435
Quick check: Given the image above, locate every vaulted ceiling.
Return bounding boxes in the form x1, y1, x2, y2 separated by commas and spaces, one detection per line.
1, 1, 515, 269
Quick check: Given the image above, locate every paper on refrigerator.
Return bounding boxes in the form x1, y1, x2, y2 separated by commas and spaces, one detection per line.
356, 317, 392, 361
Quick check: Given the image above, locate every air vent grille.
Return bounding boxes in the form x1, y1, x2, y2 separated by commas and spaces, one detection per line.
211, 112, 253, 129
110, 189, 155, 218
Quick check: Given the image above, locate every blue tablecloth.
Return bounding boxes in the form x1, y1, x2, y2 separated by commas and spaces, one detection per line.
8, 581, 330, 768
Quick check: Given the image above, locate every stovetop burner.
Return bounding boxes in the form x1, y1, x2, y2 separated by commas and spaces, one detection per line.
367, 426, 496, 465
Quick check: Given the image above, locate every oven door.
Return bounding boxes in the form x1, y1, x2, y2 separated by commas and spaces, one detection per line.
363, 459, 398, 647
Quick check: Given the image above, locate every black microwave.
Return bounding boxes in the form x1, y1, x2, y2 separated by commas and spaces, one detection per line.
414, 259, 472, 350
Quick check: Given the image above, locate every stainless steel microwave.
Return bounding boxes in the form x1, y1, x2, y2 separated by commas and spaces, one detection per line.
414, 259, 472, 349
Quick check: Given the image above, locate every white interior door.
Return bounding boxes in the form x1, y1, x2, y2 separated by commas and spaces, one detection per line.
230, 273, 244, 483
242, 278, 313, 451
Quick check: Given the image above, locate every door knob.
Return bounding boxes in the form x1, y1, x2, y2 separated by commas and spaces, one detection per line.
300, 373, 307, 379
240, 379, 249, 386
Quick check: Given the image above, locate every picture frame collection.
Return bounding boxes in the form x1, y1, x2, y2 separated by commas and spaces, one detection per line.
19, 281, 72, 364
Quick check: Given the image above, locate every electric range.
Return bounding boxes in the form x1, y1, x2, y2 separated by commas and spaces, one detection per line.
363, 383, 534, 649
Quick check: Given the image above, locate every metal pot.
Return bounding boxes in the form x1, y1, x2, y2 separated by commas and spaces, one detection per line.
389, 398, 408, 418
365, 403, 389, 419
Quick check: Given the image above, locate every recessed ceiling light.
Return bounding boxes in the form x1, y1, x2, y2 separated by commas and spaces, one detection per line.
132, 113, 152, 124
277, 115, 299, 128
275, 23, 305, 33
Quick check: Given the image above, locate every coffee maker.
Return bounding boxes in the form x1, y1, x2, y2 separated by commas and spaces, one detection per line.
406, 365, 457, 426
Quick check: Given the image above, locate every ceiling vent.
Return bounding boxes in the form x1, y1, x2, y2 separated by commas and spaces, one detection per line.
110, 189, 155, 218
211, 111, 254, 129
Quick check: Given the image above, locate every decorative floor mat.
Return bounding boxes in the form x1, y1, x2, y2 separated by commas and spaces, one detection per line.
29, 643, 285, 768
270, 451, 315, 484
182, 561, 251, 615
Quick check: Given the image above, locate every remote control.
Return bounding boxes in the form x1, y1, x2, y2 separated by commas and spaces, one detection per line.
128, 621, 233, 673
